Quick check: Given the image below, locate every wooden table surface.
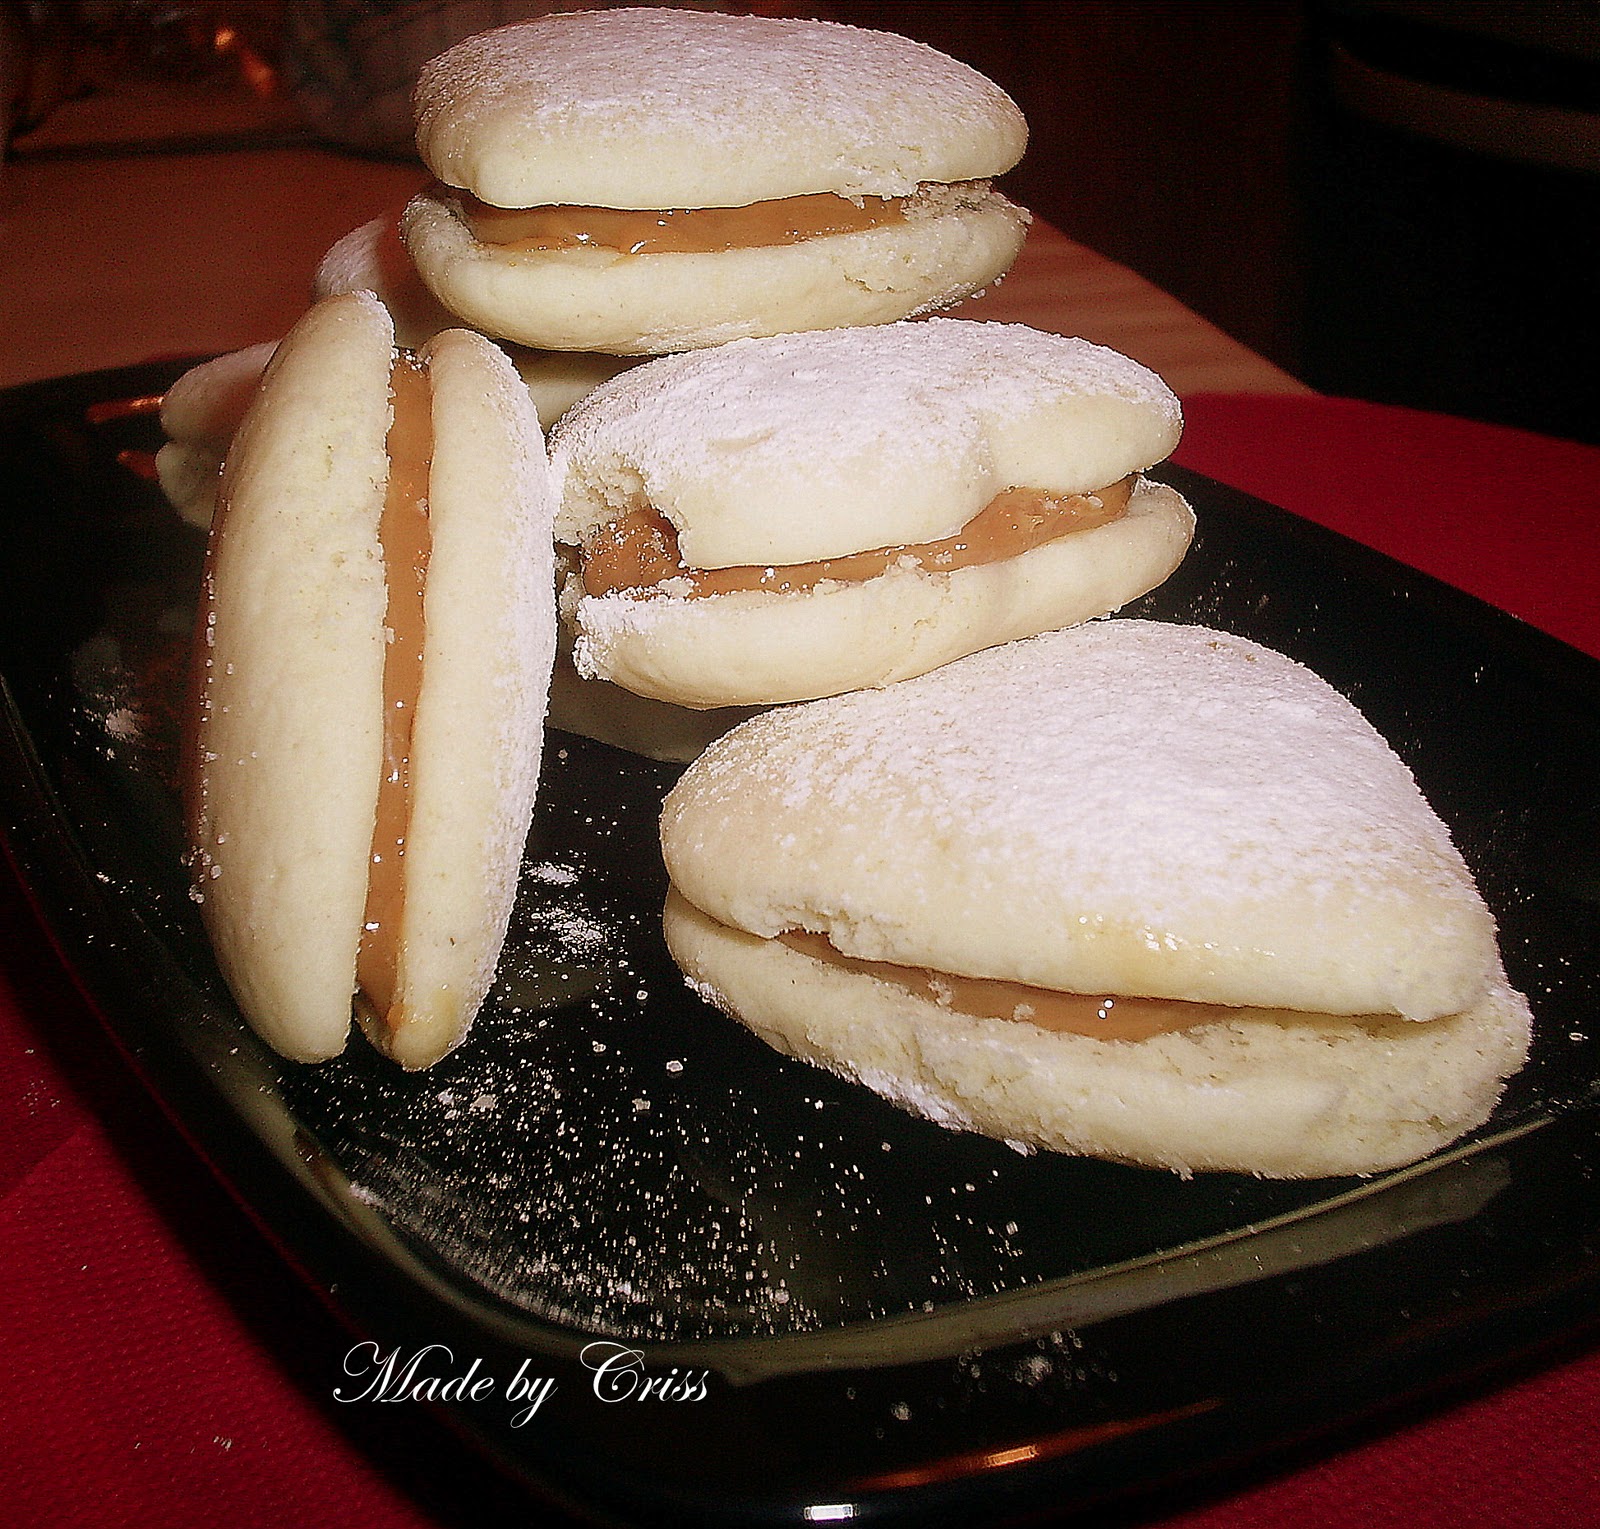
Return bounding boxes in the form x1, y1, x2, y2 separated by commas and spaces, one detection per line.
0, 134, 1307, 398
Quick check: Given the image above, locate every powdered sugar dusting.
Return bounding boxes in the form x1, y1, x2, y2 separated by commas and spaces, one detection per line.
550, 320, 1182, 565
415, 9, 1026, 206
663, 621, 1499, 1019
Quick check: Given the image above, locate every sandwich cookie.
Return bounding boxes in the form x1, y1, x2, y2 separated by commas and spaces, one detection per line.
185, 292, 556, 1069
660, 621, 1532, 1177
402, 8, 1030, 353
550, 320, 1194, 708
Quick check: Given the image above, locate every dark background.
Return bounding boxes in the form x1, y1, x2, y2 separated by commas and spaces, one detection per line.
8, 0, 1597, 442
840, 0, 1599, 446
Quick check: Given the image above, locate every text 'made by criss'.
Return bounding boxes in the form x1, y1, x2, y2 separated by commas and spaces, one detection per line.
335, 1341, 712, 1427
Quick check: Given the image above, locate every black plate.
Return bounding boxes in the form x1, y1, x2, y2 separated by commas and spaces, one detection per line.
3, 363, 1599, 1527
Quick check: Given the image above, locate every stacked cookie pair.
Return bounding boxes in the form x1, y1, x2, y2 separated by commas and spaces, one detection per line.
171, 9, 1183, 753
179, 8, 1530, 1178
389, 11, 1195, 753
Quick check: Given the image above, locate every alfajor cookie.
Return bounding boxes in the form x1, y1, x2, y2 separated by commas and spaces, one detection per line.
185, 292, 556, 1069
550, 320, 1194, 708
660, 621, 1532, 1177
402, 8, 1030, 353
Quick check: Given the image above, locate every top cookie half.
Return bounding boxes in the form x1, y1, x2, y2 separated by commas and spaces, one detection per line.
413, 8, 1027, 208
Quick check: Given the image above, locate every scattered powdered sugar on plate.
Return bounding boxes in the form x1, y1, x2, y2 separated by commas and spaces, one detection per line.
271, 739, 1052, 1340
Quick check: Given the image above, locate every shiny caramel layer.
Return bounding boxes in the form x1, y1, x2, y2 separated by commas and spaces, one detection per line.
461, 189, 910, 255
777, 930, 1235, 1042
356, 355, 433, 1027
580, 477, 1134, 600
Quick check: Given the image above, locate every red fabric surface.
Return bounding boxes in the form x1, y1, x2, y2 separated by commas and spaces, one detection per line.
2, 394, 1598, 1527
1171, 395, 1600, 660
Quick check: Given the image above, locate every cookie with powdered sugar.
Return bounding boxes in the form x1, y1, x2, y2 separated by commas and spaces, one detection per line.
401, 8, 1030, 353
186, 293, 556, 1069
660, 621, 1531, 1176
549, 319, 1194, 708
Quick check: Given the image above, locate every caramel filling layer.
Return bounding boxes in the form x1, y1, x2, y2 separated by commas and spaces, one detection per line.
461, 189, 910, 255
580, 477, 1134, 600
356, 355, 433, 1027
778, 930, 1235, 1042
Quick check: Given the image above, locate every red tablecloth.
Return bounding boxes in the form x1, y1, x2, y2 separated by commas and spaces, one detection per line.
2, 394, 1597, 1527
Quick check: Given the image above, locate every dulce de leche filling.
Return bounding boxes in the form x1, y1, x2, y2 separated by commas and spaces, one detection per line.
580, 476, 1135, 600
356, 355, 433, 1027
777, 930, 1235, 1042
461, 189, 910, 256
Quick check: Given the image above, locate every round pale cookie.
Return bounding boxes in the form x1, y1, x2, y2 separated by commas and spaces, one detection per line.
659, 620, 1529, 1174
315, 214, 641, 418
413, 9, 1026, 209
186, 297, 391, 1061
186, 293, 555, 1068
551, 321, 1192, 707
403, 9, 1030, 352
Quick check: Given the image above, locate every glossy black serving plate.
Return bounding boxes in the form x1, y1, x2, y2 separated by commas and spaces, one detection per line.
2, 363, 1599, 1527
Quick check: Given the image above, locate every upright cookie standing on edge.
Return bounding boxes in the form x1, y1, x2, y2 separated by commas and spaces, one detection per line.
550, 319, 1194, 709
660, 621, 1532, 1177
402, 7, 1031, 354
185, 292, 557, 1069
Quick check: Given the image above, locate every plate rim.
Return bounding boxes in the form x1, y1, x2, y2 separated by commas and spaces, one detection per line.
4, 361, 1600, 1526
